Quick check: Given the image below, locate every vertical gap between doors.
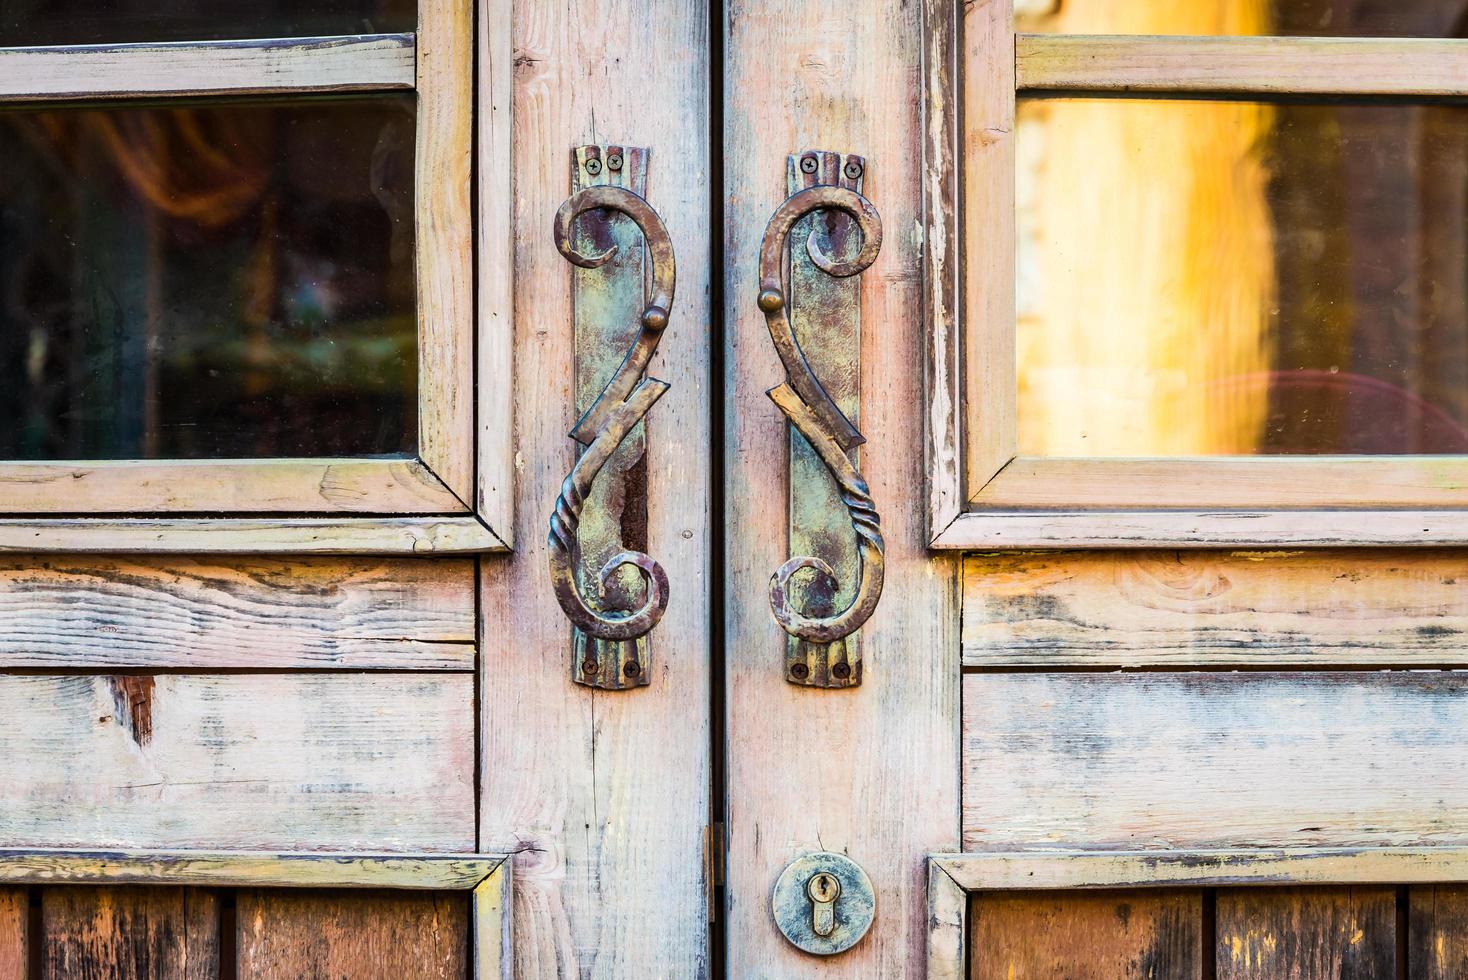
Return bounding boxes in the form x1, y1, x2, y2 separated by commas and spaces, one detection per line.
1200, 889, 1216, 980
708, 0, 729, 972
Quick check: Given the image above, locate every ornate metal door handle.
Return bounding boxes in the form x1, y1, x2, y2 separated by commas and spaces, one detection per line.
759, 151, 885, 688
549, 145, 676, 690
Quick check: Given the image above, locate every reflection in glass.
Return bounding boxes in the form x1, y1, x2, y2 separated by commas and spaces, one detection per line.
1, 0, 414, 47
1016, 98, 1468, 456
1017, 0, 1468, 38
0, 97, 418, 460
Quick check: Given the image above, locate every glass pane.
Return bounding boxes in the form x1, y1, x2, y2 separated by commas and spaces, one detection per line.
1016, 98, 1468, 456
1018, 0, 1468, 38
0, 97, 417, 460
1, 0, 414, 47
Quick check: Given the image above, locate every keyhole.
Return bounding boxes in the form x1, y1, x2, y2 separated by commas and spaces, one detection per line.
807, 871, 841, 937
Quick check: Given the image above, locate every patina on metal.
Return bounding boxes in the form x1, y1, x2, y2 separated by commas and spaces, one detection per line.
758, 151, 884, 689
549, 145, 676, 690
771, 851, 876, 956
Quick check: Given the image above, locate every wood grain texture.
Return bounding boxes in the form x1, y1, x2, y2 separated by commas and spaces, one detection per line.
0, 890, 23, 980
476, 0, 713, 973
0, 675, 473, 851
970, 889, 1202, 980
724, 0, 961, 975
416, 0, 476, 505
963, 550, 1468, 668
0, 459, 467, 515
921, 0, 964, 537
41, 886, 217, 980
0, 35, 414, 101
964, 672, 1468, 850
0, 852, 501, 891
937, 848, 1468, 892
1018, 35, 1468, 96
1409, 885, 1468, 980
1215, 887, 1396, 979
926, 862, 966, 980
0, 516, 504, 555
977, 456, 1468, 510
0, 557, 474, 670
475, 0, 516, 543
236, 889, 468, 979
962, 0, 1019, 503
933, 509, 1468, 549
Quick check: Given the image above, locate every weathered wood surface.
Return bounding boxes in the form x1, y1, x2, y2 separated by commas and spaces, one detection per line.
0, 35, 414, 101
0, 516, 505, 555
476, 0, 713, 973
1410, 885, 1468, 979
964, 672, 1468, 849
0, 459, 467, 515
724, 0, 961, 974
0, 851, 501, 891
236, 889, 468, 979
963, 550, 1468, 668
41, 886, 217, 980
970, 889, 1202, 980
1215, 887, 1396, 979
935, 509, 1468, 550
0, 890, 23, 980
475, 0, 515, 542
960, 0, 1018, 503
1018, 35, 1468, 96
0, 557, 475, 670
416, 0, 476, 506
0, 675, 473, 851
937, 848, 1468, 892
977, 457, 1468, 510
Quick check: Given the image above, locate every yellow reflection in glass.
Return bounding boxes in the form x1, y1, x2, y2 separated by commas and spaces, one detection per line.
1016, 96, 1468, 457
1017, 0, 1466, 38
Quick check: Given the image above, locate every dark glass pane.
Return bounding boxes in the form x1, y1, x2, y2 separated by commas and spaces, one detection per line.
1019, 0, 1468, 38
1, 0, 414, 47
1016, 98, 1468, 456
0, 97, 417, 460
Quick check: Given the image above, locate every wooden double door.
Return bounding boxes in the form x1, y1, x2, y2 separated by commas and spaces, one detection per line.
8, 0, 1468, 976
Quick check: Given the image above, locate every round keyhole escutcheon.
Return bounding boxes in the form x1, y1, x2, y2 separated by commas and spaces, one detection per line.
771, 852, 875, 956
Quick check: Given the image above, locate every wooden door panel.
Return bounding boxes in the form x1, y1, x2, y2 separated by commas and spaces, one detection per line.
964, 671, 1468, 850
236, 889, 469, 979
1, 886, 477, 978
968, 887, 1411, 979
479, 0, 714, 972
1, 674, 473, 850
0, 889, 24, 980
41, 886, 217, 980
1215, 887, 1397, 980
1410, 885, 1468, 979
971, 889, 1203, 980
964, 550, 1468, 669
0, 557, 475, 671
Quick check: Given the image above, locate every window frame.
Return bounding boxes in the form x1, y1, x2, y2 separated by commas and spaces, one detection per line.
922, 0, 1468, 547
927, 847, 1468, 977
0, 848, 510, 974
0, 0, 514, 553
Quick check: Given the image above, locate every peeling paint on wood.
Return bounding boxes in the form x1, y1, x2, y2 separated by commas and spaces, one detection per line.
0, 675, 474, 851
0, 557, 475, 670
963, 550, 1468, 668
964, 672, 1468, 850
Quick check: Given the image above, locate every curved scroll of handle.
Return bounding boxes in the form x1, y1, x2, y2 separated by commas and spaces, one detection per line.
548, 185, 675, 641
758, 184, 885, 644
